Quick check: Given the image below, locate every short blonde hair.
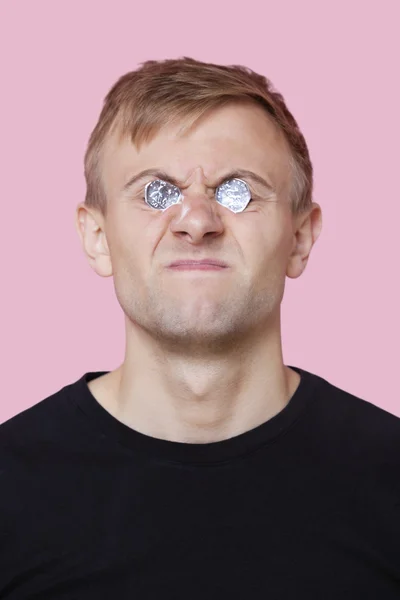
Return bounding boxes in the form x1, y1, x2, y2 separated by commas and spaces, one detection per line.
84, 57, 313, 217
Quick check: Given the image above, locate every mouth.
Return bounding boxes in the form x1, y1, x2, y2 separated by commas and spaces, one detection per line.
167, 259, 229, 271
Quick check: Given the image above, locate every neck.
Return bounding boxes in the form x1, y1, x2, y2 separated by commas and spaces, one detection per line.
93, 315, 300, 444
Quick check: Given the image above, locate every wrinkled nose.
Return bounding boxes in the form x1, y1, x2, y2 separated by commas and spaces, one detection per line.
169, 192, 224, 244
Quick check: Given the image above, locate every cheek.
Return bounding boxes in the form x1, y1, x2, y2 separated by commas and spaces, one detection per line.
233, 213, 289, 268
110, 208, 170, 277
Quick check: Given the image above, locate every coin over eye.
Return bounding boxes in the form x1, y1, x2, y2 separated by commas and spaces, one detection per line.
144, 179, 182, 210
215, 178, 252, 213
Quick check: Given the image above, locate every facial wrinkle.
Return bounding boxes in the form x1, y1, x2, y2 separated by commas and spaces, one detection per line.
172, 165, 219, 222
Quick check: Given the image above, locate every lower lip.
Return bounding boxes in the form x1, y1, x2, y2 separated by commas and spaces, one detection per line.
168, 264, 228, 271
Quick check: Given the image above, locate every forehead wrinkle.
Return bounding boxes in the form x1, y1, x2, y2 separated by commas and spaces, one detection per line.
181, 166, 209, 187
104, 124, 289, 200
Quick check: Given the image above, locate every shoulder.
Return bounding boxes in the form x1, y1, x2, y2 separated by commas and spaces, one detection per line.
295, 369, 400, 516
0, 378, 78, 462
0, 377, 85, 511
302, 368, 400, 473
310, 370, 400, 437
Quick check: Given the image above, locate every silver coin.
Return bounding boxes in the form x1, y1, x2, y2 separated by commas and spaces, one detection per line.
215, 178, 251, 213
144, 177, 251, 213
144, 179, 182, 210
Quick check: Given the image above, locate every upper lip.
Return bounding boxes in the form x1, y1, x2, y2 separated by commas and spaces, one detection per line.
168, 258, 228, 267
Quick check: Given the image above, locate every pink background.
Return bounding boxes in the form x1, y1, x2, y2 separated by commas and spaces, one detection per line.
1, 0, 399, 423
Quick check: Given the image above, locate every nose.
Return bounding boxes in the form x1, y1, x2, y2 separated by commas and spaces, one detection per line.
169, 190, 224, 244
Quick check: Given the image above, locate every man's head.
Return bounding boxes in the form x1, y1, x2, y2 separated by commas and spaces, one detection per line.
76, 57, 322, 353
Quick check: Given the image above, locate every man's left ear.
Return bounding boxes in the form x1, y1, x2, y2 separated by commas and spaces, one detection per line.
286, 202, 322, 279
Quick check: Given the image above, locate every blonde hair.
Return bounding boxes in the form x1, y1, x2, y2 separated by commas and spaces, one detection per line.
84, 57, 313, 217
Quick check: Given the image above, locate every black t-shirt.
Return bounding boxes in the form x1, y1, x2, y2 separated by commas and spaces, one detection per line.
0, 365, 399, 599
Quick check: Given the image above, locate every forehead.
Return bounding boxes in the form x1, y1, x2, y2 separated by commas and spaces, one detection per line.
101, 102, 292, 199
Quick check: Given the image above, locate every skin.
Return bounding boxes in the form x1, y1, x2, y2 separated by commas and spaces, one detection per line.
75, 101, 322, 444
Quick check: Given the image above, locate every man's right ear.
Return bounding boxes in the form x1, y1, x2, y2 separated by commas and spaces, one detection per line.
74, 203, 113, 277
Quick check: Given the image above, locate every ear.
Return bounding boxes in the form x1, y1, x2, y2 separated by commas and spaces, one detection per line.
74, 202, 113, 277
286, 202, 322, 279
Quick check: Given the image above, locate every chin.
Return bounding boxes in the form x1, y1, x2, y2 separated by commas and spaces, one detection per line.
153, 309, 250, 349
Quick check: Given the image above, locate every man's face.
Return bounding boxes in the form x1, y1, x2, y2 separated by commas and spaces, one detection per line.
97, 102, 300, 351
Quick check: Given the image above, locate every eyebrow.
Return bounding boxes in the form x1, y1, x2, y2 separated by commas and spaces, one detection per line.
122, 168, 275, 194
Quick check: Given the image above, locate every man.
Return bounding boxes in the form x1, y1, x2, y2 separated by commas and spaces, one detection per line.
1, 57, 399, 598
